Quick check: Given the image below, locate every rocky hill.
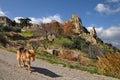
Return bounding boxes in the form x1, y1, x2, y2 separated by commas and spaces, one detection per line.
0, 14, 119, 57
29, 14, 119, 59
66, 14, 98, 44
0, 14, 120, 78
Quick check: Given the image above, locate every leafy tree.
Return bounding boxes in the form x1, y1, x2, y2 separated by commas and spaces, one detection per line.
19, 18, 31, 28
11, 20, 17, 26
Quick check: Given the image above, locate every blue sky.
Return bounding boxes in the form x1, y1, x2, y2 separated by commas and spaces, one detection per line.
0, 0, 120, 48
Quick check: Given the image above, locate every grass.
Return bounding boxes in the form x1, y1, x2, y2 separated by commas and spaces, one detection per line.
36, 51, 64, 65
48, 37, 73, 48
0, 46, 17, 53
21, 29, 33, 38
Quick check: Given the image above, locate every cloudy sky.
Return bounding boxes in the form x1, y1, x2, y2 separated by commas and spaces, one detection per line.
0, 0, 120, 48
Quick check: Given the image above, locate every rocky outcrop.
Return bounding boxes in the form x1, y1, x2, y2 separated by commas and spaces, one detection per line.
66, 14, 98, 44
47, 33, 56, 41
90, 27, 97, 38
87, 36, 97, 44
70, 14, 83, 33
67, 14, 90, 34
86, 27, 97, 44
0, 16, 12, 26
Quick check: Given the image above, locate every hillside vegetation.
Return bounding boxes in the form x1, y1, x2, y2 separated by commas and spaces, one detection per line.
0, 14, 120, 78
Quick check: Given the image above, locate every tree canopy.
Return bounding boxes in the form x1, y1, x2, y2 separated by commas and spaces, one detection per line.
19, 18, 31, 28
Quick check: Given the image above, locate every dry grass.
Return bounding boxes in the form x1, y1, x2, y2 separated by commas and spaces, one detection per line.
97, 53, 120, 77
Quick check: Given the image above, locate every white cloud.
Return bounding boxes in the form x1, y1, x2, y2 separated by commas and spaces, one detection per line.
87, 26, 104, 35
87, 26, 120, 48
95, 27, 104, 34
95, 4, 110, 13
106, 0, 120, 3
100, 26, 120, 39
95, 3, 120, 14
14, 14, 62, 24
14, 17, 24, 23
0, 9, 6, 16
29, 17, 41, 24
30, 14, 62, 24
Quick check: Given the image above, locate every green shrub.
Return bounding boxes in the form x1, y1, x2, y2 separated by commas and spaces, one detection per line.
52, 37, 73, 48
72, 36, 90, 51
71, 36, 106, 59
3, 26, 21, 32
0, 26, 4, 32
0, 32, 8, 47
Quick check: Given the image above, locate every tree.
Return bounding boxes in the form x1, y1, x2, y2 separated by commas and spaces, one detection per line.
19, 18, 31, 28
11, 20, 17, 26
72, 36, 88, 50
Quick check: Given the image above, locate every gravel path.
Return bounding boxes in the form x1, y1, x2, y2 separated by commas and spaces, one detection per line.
0, 49, 119, 80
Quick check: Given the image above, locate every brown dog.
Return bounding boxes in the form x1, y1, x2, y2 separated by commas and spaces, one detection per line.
17, 47, 36, 72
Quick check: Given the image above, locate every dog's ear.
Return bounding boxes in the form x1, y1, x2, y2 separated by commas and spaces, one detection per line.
28, 50, 30, 54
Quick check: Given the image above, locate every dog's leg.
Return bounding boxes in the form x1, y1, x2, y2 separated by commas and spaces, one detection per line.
21, 59, 25, 67
27, 61, 31, 73
21, 53, 27, 67
17, 51, 21, 67
31, 56, 35, 61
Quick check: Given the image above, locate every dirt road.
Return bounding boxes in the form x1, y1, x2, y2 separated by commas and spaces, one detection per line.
0, 49, 119, 80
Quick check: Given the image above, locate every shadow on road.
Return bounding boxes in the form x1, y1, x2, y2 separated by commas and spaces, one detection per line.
31, 67, 61, 78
